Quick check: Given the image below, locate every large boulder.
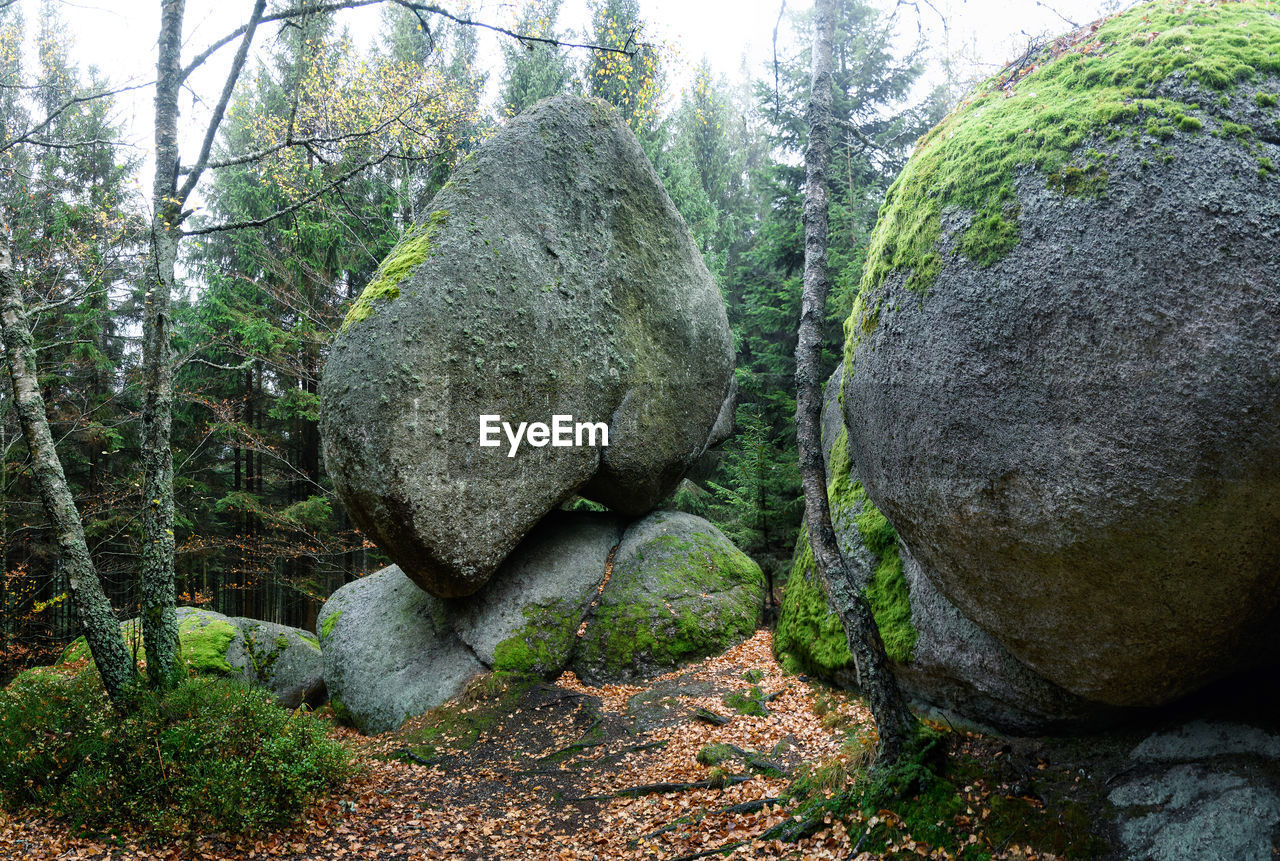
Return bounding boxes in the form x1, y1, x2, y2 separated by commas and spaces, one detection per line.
320, 95, 734, 598
842, 1, 1280, 707
59, 607, 324, 704
776, 368, 1112, 733
573, 511, 765, 683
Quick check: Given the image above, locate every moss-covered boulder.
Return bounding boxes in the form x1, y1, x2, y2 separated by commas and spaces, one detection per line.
320, 94, 734, 599
843, 0, 1280, 708
776, 368, 1118, 733
59, 608, 323, 705
317, 565, 485, 734
572, 511, 765, 683
451, 511, 623, 677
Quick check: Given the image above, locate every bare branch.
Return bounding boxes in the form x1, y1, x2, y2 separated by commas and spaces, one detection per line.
180, 0, 646, 86
0, 81, 153, 156
176, 0, 269, 205
182, 153, 391, 236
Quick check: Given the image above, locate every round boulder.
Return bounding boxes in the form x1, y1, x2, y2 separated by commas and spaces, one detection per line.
843, 2, 1280, 707
572, 511, 765, 684
317, 566, 486, 734
320, 94, 734, 598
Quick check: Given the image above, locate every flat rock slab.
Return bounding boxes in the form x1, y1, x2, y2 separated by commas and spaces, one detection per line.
1110, 721, 1280, 861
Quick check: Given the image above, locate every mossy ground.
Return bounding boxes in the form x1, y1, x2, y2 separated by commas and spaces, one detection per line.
388, 672, 540, 764
846, 0, 1280, 362
775, 429, 917, 679
340, 209, 449, 331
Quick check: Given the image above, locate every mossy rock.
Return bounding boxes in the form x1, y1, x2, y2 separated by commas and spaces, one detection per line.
842, 0, 1280, 708
775, 367, 1117, 734
320, 94, 735, 599
572, 511, 765, 683
57, 608, 323, 703
449, 511, 623, 678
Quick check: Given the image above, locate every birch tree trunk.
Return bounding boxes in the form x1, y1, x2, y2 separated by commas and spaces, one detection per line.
0, 236, 136, 707
795, 0, 916, 768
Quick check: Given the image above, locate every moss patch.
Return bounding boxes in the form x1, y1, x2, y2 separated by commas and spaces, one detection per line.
319, 610, 342, 642
58, 613, 237, 676
491, 604, 584, 677
775, 429, 917, 678
846, 0, 1280, 364
340, 209, 448, 331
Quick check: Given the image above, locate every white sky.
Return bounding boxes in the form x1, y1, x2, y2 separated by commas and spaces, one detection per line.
22, 0, 1117, 204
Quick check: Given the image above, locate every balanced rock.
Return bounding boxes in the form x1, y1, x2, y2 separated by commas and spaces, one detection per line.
573, 511, 765, 683
842, 2, 1280, 707
318, 510, 765, 732
320, 95, 734, 598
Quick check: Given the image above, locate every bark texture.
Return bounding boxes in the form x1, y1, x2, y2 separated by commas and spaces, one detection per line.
0, 237, 136, 707
795, 0, 915, 766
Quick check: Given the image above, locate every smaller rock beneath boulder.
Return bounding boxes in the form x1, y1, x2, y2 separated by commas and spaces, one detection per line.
450, 511, 623, 677
572, 511, 765, 684
317, 566, 485, 734
228, 616, 325, 706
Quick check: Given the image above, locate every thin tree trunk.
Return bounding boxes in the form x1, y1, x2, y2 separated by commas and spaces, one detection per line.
794, 0, 915, 768
138, 0, 185, 688
0, 237, 135, 707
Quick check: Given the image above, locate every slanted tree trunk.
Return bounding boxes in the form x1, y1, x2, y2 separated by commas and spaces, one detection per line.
0, 236, 136, 708
794, 0, 915, 768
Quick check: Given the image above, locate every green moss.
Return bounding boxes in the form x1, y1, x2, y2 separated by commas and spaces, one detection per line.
300, 632, 321, 652
1258, 91, 1278, 106
845, 0, 1280, 366
319, 610, 342, 642
176, 615, 237, 674
58, 614, 236, 676
1219, 119, 1254, 138
696, 743, 737, 766
340, 209, 448, 331
1046, 164, 1110, 196
490, 605, 583, 677
774, 429, 918, 677
329, 696, 352, 725
723, 685, 769, 717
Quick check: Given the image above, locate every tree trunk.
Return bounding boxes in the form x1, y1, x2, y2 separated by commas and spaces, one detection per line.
795, 0, 915, 768
0, 237, 136, 707
138, 0, 186, 689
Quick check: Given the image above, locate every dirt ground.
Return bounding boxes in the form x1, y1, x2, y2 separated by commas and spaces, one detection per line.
1, 631, 1133, 861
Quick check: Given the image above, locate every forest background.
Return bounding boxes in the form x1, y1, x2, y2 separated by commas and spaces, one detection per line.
0, 0, 1114, 682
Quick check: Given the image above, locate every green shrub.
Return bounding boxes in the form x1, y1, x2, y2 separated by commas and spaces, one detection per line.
0, 667, 355, 836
